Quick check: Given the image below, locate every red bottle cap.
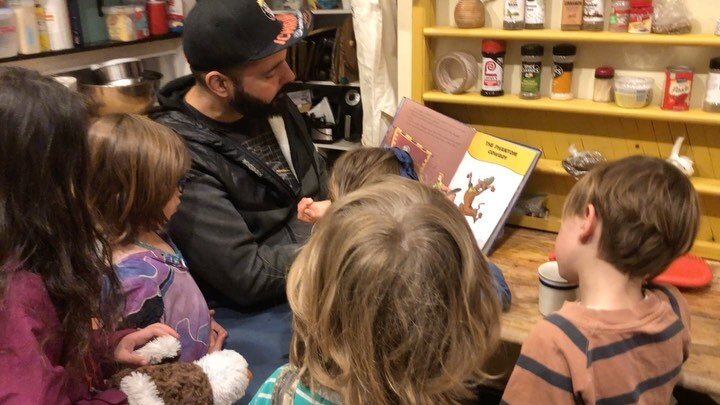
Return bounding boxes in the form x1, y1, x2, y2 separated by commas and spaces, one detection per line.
595, 66, 615, 78
482, 40, 506, 54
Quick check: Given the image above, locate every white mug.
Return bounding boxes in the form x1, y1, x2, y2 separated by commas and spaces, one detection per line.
538, 261, 578, 316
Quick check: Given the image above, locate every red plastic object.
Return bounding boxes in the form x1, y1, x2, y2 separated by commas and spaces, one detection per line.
549, 249, 556, 261
653, 253, 713, 288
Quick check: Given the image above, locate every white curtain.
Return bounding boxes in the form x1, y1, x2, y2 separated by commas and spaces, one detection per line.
350, 0, 398, 147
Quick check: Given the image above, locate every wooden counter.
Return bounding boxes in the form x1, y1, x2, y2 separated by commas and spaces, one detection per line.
488, 227, 720, 396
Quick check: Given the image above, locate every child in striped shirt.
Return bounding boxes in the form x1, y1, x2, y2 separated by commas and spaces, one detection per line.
502, 156, 699, 404
251, 177, 502, 404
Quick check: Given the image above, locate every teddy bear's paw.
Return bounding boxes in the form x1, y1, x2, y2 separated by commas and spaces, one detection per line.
194, 350, 250, 405
133, 335, 182, 365
120, 371, 165, 405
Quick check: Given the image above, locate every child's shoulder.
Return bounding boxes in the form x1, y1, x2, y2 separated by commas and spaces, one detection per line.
647, 283, 690, 324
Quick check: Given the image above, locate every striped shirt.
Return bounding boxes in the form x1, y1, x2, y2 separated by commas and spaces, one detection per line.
502, 284, 690, 405
249, 365, 340, 405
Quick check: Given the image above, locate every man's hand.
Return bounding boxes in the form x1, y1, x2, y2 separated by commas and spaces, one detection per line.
115, 323, 179, 366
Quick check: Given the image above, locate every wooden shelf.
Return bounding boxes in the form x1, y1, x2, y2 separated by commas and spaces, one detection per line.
314, 139, 361, 151
0, 32, 181, 64
534, 158, 720, 197
423, 27, 720, 47
423, 91, 720, 126
507, 214, 562, 232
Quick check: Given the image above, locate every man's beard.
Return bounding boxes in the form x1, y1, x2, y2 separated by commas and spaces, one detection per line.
228, 80, 287, 117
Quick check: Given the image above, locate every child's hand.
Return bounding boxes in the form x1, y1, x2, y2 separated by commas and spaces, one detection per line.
208, 318, 228, 353
301, 200, 332, 224
297, 197, 315, 223
115, 323, 179, 366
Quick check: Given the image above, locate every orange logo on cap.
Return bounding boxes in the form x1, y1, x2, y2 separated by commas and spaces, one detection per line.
274, 13, 298, 45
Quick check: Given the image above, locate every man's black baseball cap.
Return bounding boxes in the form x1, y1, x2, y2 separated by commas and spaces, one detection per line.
183, 0, 313, 71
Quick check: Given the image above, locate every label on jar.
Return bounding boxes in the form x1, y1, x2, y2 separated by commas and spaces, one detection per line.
521, 61, 541, 94
552, 62, 573, 94
482, 56, 504, 92
504, 0, 526, 24
525, 0, 545, 24
628, 10, 651, 33
609, 5, 629, 30
663, 70, 693, 111
583, 0, 604, 23
706, 73, 720, 103
562, 0, 584, 26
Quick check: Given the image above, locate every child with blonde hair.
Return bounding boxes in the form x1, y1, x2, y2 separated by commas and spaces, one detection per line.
298, 146, 512, 310
503, 156, 699, 404
87, 114, 226, 362
251, 177, 502, 404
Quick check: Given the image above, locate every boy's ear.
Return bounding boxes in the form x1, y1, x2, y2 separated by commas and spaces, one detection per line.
579, 204, 599, 243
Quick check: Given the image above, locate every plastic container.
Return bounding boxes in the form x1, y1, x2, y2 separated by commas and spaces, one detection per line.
593, 66, 615, 103
0, 8, 18, 59
41, 0, 73, 50
662, 66, 693, 111
433, 52, 479, 95
481, 40, 506, 97
10, 0, 40, 54
628, 0, 652, 34
703, 57, 720, 113
551, 43, 576, 100
520, 43, 543, 100
608, 0, 630, 32
582, 0, 604, 31
35, 4, 50, 51
524, 0, 544, 29
614, 76, 654, 108
103, 5, 148, 41
167, 0, 183, 33
561, 0, 583, 31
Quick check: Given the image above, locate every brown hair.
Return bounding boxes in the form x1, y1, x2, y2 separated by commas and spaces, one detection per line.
87, 114, 190, 245
328, 147, 403, 201
288, 177, 501, 404
563, 155, 700, 279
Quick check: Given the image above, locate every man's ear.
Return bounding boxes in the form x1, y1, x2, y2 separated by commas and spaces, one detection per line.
579, 203, 599, 243
204, 71, 232, 99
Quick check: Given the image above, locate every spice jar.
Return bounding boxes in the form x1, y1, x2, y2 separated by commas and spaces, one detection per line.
703, 57, 720, 113
662, 66, 693, 111
481, 40, 506, 97
561, 0, 583, 31
525, 0, 545, 29
551, 44, 576, 101
582, 0, 604, 31
520, 44, 543, 100
608, 0, 630, 32
593, 66, 615, 103
503, 0, 525, 30
628, 0, 652, 34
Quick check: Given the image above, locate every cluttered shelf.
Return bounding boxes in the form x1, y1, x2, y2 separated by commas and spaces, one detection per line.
533, 158, 720, 197
423, 91, 720, 126
0, 32, 181, 65
423, 27, 720, 47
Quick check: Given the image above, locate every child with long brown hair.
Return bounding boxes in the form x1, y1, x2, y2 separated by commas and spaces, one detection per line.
87, 113, 226, 362
251, 177, 502, 404
298, 146, 512, 310
0, 67, 178, 403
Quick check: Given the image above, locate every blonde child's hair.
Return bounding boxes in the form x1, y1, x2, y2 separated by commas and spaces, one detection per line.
328, 147, 405, 201
287, 176, 501, 404
563, 155, 700, 279
87, 113, 190, 245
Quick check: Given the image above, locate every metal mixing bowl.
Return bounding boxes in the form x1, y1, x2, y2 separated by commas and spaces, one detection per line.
90, 58, 144, 84
78, 70, 162, 115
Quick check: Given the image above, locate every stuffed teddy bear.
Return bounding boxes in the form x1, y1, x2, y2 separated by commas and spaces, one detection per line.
111, 336, 251, 405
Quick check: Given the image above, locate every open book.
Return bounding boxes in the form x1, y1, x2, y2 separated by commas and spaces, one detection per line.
382, 98, 540, 254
